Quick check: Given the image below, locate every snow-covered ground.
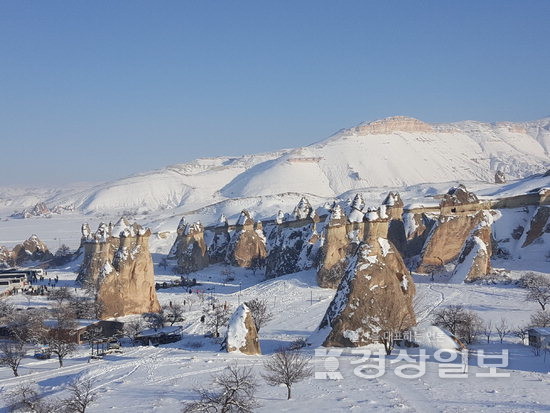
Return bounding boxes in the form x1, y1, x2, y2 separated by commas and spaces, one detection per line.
1, 262, 550, 412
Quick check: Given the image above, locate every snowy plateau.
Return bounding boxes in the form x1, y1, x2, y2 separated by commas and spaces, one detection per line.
0, 115, 550, 412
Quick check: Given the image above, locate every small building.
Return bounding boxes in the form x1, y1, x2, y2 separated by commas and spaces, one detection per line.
45, 319, 124, 344
528, 327, 550, 348
134, 326, 183, 346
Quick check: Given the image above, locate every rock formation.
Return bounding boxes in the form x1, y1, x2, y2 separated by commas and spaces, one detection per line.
170, 218, 209, 274
207, 214, 231, 264
78, 217, 161, 319
265, 198, 321, 278
495, 170, 506, 184
402, 209, 437, 258
351, 116, 434, 135
522, 206, 550, 247
9, 235, 52, 265
10, 202, 51, 219
319, 234, 416, 347
417, 185, 488, 273
225, 210, 267, 268
317, 205, 351, 288
225, 303, 261, 355
450, 211, 497, 283
383, 192, 407, 255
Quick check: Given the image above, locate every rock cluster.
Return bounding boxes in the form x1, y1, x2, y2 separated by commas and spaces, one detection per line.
78, 218, 161, 319
0, 235, 53, 267
265, 198, 321, 278
225, 210, 267, 268
169, 218, 209, 274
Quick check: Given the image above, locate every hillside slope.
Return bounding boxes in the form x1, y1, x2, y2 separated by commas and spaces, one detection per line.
1, 116, 548, 215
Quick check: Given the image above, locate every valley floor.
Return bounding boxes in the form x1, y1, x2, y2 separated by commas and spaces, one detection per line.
2, 265, 550, 412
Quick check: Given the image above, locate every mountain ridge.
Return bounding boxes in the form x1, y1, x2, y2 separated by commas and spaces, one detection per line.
1, 116, 548, 216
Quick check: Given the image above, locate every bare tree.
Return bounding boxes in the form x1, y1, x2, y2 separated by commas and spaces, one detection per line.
44, 306, 78, 367
8, 309, 47, 344
0, 341, 26, 376
530, 310, 550, 327
123, 319, 145, 345
369, 297, 416, 355
68, 297, 99, 320
80, 278, 104, 318
0, 298, 15, 321
433, 305, 483, 344
162, 303, 185, 326
482, 320, 492, 343
495, 318, 510, 344
513, 325, 529, 344
48, 287, 74, 305
54, 244, 73, 265
203, 301, 232, 338
143, 312, 167, 330
520, 272, 550, 310
63, 376, 97, 413
183, 364, 258, 412
6, 382, 57, 413
262, 348, 313, 400
244, 299, 273, 332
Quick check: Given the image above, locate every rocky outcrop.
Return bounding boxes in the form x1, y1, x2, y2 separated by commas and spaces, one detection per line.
78, 218, 161, 319
10, 235, 53, 265
417, 186, 487, 273
402, 210, 437, 258
319, 235, 416, 347
225, 303, 261, 355
450, 211, 497, 283
317, 205, 351, 288
170, 218, 209, 274
522, 206, 550, 247
10, 202, 75, 219
10, 202, 51, 219
495, 170, 506, 184
207, 215, 231, 264
440, 184, 480, 215
225, 210, 267, 268
265, 198, 321, 278
383, 192, 407, 255
351, 116, 433, 135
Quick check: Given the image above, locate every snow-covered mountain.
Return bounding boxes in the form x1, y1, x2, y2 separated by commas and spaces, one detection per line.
2, 116, 549, 217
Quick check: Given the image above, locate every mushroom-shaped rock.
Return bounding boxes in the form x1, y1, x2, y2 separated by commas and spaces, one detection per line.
319, 240, 416, 348
226, 304, 261, 355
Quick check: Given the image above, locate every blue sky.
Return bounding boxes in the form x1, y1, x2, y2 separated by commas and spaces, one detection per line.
1, 1, 549, 185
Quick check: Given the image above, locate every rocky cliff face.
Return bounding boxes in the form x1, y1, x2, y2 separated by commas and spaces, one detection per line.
207, 215, 231, 264
225, 210, 267, 268
383, 192, 407, 255
416, 186, 489, 273
316, 205, 352, 288
522, 206, 550, 247
402, 210, 437, 258
319, 235, 416, 347
78, 218, 161, 319
265, 198, 322, 278
450, 211, 497, 283
170, 218, 209, 274
7, 235, 53, 265
225, 303, 261, 355
350, 116, 434, 135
